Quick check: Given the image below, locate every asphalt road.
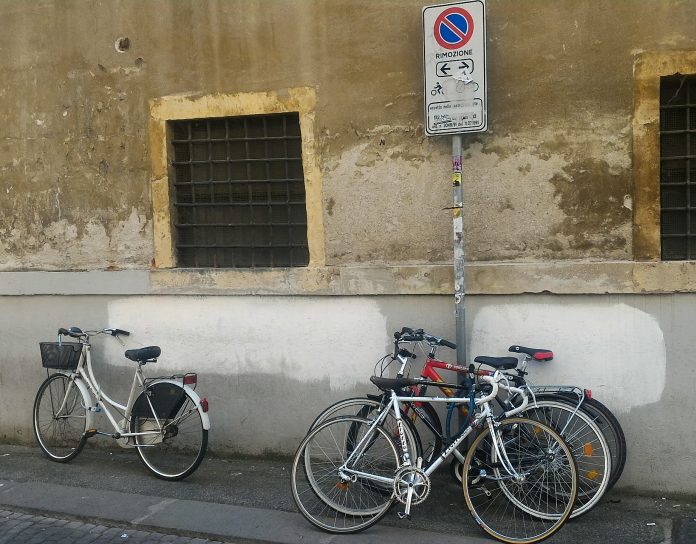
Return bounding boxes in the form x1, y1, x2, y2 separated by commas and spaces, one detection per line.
0, 443, 694, 543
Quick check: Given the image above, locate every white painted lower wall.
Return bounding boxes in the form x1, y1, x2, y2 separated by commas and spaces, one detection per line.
1, 293, 693, 494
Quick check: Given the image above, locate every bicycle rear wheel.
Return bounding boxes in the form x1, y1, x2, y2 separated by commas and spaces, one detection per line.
462, 417, 578, 544
33, 373, 88, 462
578, 396, 626, 489
291, 416, 399, 533
521, 399, 610, 517
543, 393, 626, 489
131, 385, 207, 481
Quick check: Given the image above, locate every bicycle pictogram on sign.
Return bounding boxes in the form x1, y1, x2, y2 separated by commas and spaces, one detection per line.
434, 7, 474, 50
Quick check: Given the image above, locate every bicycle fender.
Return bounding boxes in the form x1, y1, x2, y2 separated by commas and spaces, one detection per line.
148, 379, 211, 431
70, 374, 95, 430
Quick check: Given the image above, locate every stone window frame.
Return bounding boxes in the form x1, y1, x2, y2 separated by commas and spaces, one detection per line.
149, 88, 325, 269
633, 51, 696, 260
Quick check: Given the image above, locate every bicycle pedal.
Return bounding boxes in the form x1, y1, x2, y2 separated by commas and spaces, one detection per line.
397, 512, 412, 520
84, 429, 98, 438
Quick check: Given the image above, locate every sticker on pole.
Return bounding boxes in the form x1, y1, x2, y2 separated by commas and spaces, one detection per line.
423, 1, 487, 135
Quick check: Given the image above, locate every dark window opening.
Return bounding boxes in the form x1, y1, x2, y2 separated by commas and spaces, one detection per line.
660, 75, 696, 260
169, 113, 309, 268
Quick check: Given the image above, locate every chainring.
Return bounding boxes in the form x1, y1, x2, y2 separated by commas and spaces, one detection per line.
393, 466, 431, 506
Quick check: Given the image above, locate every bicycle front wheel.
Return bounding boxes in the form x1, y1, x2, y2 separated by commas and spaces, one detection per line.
291, 416, 399, 533
33, 373, 88, 462
131, 385, 207, 481
462, 417, 578, 544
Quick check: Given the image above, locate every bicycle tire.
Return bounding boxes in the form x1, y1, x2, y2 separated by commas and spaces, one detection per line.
308, 396, 429, 465
462, 417, 578, 544
131, 385, 207, 481
521, 399, 610, 518
33, 373, 88, 462
543, 393, 626, 489
577, 396, 626, 489
292, 416, 398, 533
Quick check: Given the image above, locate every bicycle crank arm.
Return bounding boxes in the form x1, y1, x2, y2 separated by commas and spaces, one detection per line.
398, 485, 415, 520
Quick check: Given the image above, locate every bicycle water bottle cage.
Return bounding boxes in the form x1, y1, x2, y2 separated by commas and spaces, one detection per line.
508, 345, 554, 361
473, 356, 518, 370
125, 346, 161, 363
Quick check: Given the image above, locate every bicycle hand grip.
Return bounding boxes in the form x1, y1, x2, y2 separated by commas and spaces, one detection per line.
395, 327, 415, 339
440, 338, 456, 349
112, 328, 130, 336
58, 327, 83, 338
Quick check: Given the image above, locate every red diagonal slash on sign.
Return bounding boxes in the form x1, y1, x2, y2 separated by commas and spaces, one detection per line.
434, 7, 474, 50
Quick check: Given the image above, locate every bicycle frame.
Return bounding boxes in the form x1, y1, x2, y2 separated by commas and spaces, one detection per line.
60, 337, 209, 445
339, 374, 527, 510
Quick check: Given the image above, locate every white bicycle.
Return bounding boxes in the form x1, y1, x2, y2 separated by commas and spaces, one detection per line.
33, 326, 210, 481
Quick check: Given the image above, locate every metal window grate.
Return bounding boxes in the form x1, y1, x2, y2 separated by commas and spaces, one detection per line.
660, 75, 696, 260
169, 113, 309, 268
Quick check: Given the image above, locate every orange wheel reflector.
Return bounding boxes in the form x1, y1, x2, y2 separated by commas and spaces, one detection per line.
335, 482, 350, 491
533, 426, 542, 435
583, 442, 594, 456
586, 469, 600, 481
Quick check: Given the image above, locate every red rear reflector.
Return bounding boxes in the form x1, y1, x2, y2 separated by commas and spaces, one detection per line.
183, 373, 197, 386
533, 351, 554, 361
200, 397, 209, 412
584, 389, 592, 399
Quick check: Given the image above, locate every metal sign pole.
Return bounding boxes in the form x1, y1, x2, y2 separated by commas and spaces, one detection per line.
423, 0, 486, 366
452, 135, 466, 366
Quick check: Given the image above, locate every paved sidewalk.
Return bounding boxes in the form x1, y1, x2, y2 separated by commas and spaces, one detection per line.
1, 444, 695, 544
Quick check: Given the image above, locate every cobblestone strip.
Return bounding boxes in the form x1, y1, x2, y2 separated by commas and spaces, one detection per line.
0, 509, 230, 544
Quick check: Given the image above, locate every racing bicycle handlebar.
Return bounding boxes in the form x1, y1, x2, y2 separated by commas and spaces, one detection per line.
394, 327, 456, 350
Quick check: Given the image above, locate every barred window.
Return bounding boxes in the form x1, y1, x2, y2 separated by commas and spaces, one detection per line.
660, 75, 696, 260
169, 113, 309, 268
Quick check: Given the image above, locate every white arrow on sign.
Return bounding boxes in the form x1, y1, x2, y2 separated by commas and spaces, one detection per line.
436, 59, 474, 78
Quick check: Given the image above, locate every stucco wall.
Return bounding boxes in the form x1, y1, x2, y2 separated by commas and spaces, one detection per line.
4, 0, 696, 272
2, 293, 695, 494
3, 0, 696, 498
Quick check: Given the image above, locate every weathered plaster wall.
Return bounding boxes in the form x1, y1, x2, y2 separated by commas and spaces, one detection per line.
3, 1, 696, 271
3, 293, 695, 494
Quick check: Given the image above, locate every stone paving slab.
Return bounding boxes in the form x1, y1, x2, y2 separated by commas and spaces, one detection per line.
0, 479, 489, 544
0, 508, 230, 544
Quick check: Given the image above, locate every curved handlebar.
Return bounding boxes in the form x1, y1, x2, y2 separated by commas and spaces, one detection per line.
500, 384, 529, 417
394, 327, 456, 350
476, 375, 499, 406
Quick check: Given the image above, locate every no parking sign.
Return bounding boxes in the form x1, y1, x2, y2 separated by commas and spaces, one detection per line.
423, 1, 487, 135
